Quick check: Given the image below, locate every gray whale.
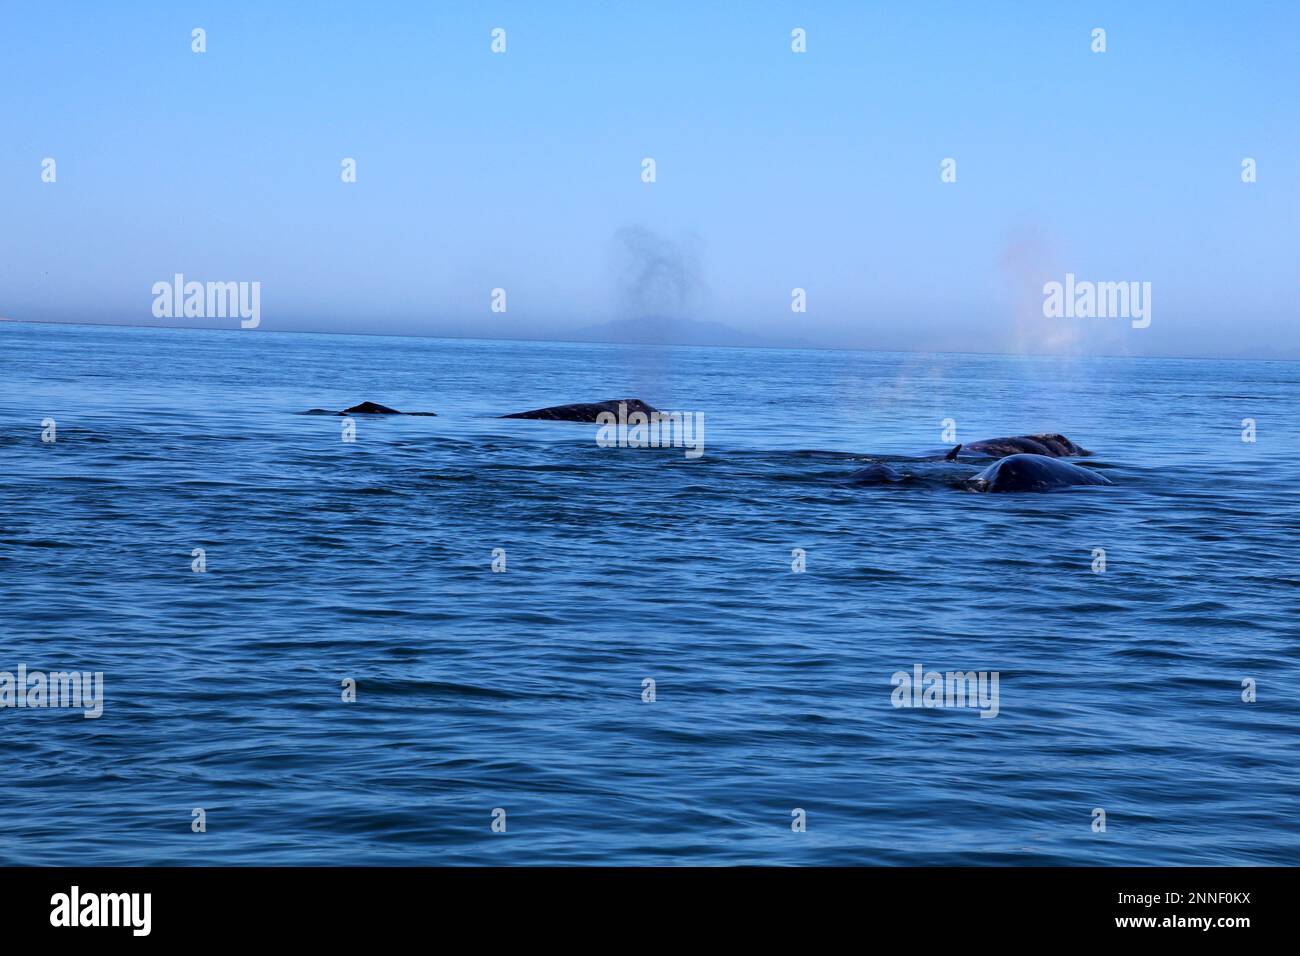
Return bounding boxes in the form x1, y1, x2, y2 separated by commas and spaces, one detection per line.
501, 398, 659, 422
966, 454, 1111, 493
945, 433, 1091, 459
302, 402, 437, 416
847, 462, 910, 484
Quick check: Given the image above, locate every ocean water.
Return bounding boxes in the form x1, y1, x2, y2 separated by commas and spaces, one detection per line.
2, 320, 1297, 865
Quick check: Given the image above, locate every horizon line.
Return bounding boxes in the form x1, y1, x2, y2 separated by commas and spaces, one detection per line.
2, 315, 1295, 365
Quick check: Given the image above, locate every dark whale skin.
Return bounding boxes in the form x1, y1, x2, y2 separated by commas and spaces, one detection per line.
957, 434, 1091, 458
300, 402, 437, 416
966, 454, 1111, 493
342, 401, 402, 415
847, 463, 908, 484
501, 398, 660, 422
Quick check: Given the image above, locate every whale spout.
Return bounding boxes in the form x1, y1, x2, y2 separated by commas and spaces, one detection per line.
966, 454, 1111, 493
501, 398, 660, 422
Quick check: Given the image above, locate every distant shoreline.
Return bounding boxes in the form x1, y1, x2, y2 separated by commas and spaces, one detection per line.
2, 315, 1295, 364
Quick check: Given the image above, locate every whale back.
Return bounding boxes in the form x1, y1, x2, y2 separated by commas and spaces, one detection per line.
967, 454, 1110, 493
847, 462, 908, 484
502, 398, 659, 422
960, 433, 1091, 458
342, 401, 402, 415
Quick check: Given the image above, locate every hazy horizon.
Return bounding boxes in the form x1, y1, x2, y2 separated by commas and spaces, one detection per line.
10, 314, 1300, 365
3, 1, 1296, 360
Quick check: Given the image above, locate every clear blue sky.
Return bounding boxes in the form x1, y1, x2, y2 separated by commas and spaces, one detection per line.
2, 1, 1296, 358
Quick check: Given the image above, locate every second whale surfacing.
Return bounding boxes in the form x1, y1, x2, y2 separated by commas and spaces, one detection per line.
846, 462, 910, 484
302, 402, 438, 416
501, 398, 659, 422
946, 433, 1091, 459
965, 454, 1111, 493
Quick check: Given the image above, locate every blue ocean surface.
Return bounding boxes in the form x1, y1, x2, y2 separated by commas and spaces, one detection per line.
2, 320, 1297, 865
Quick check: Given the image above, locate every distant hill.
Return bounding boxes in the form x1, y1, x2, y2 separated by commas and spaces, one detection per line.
567, 316, 817, 350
